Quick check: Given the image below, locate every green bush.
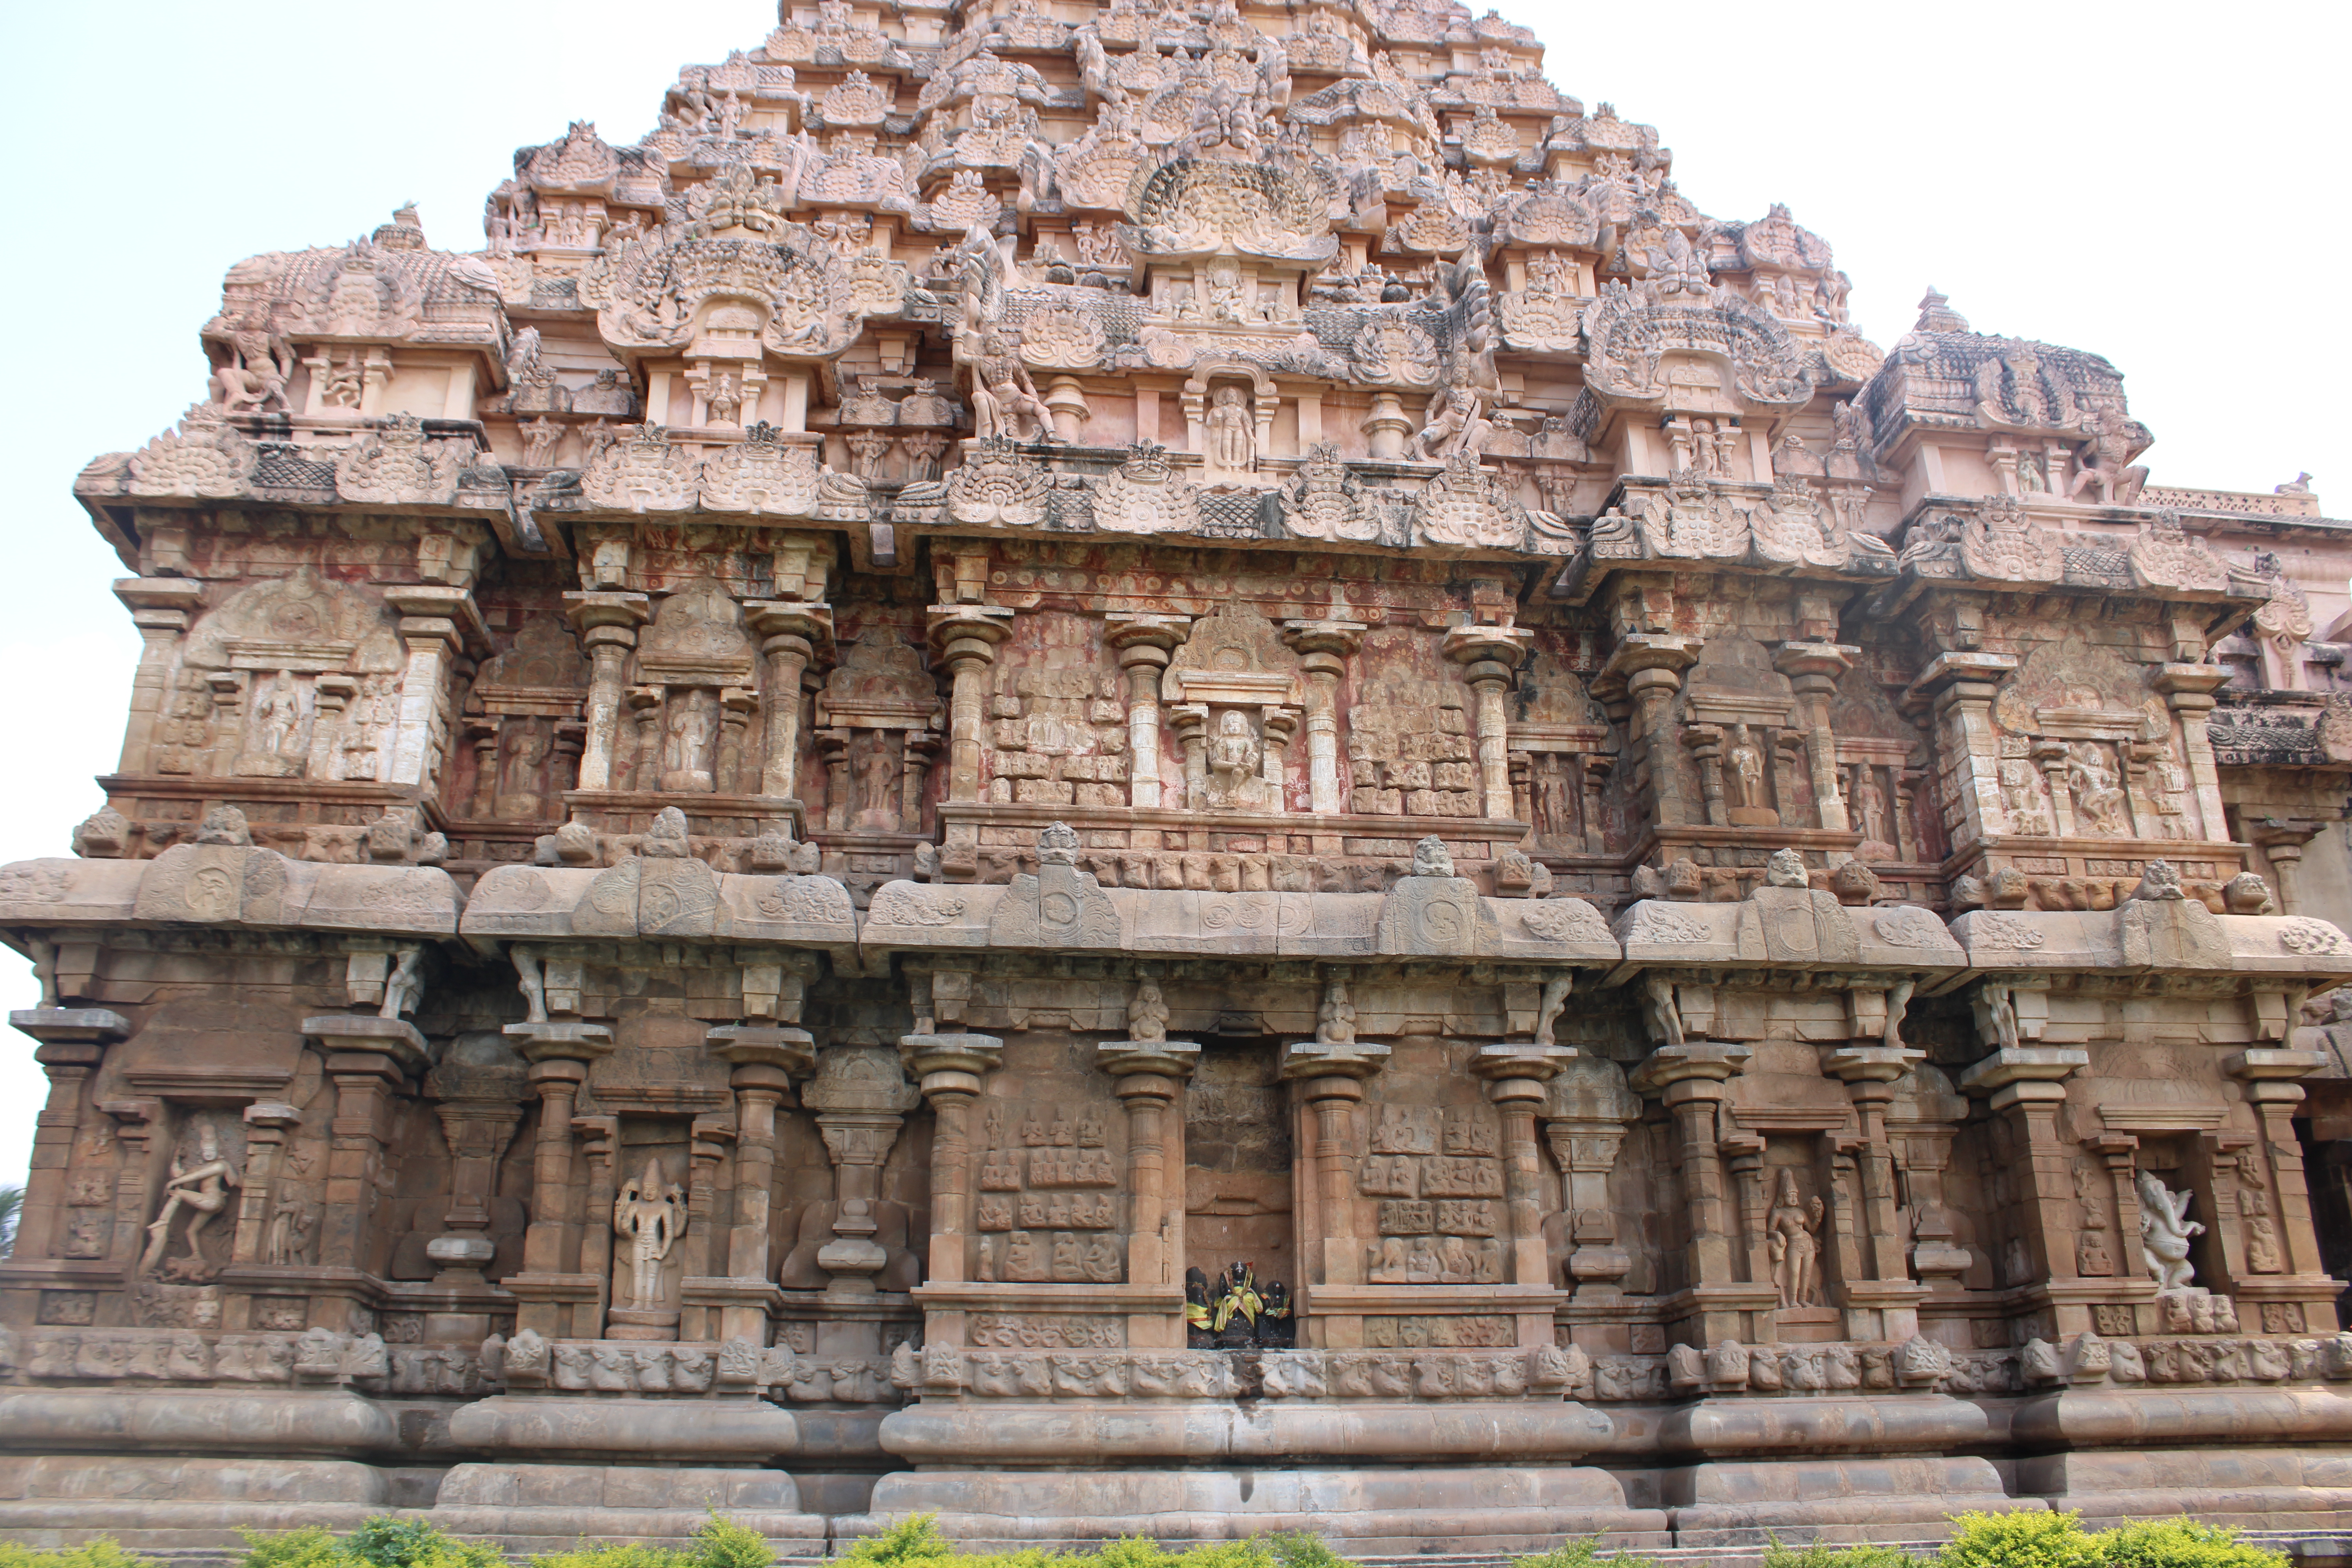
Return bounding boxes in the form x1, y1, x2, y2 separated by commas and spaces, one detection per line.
840, 1516, 960, 1568
1762, 1541, 1933, 1568
2092, 1519, 2287, 1568
0, 1541, 156, 1568
1260, 1534, 1348, 1568
239, 1520, 498, 1568
1940, 1513, 2102, 1568
1512, 1538, 1654, 1568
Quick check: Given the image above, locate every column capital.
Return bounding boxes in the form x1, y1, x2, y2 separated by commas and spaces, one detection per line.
1629, 1041, 1752, 1096
1283, 618, 1370, 660
562, 589, 652, 635
2226, 1047, 2330, 1083
899, 1030, 1005, 1095
2153, 663, 2232, 703
707, 1024, 817, 1080
302, 1013, 429, 1075
1601, 632, 1703, 685
1824, 1045, 1927, 1085
502, 1020, 617, 1065
928, 604, 1015, 655
1904, 650, 2018, 706
11, 1007, 130, 1047
1958, 1045, 2087, 1102
1444, 622, 1534, 678
745, 599, 836, 654
1281, 1038, 1391, 1083
1772, 639, 1858, 686
1107, 611, 1194, 655
1099, 1038, 1202, 1082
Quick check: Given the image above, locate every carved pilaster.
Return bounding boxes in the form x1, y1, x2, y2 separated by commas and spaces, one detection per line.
564, 591, 651, 791
1100, 1038, 1201, 1289
1283, 619, 1368, 816
1446, 624, 1535, 822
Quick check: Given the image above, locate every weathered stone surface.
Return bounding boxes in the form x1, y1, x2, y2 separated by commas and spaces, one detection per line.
14, 0, 2352, 1555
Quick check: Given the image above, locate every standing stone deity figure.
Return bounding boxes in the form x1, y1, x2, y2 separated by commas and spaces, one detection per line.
1766, 1171, 1822, 1308
263, 1186, 316, 1267
855, 733, 899, 822
613, 1158, 686, 1313
1724, 723, 1764, 811
140, 1123, 241, 1278
2135, 1168, 2203, 1291
1852, 765, 1889, 847
251, 671, 299, 760
1205, 386, 1256, 473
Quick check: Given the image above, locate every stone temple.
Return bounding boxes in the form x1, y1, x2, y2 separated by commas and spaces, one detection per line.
10, 0, 2352, 1555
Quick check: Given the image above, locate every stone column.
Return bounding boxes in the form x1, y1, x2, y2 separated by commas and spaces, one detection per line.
1959, 1043, 2091, 1315
1281, 1034, 1392, 1288
2253, 820, 2323, 915
1472, 1044, 1575, 1286
820, 729, 854, 831
382, 586, 481, 792
573, 1114, 619, 1336
745, 601, 834, 800
900, 1031, 1006, 1285
1912, 652, 2019, 850
1682, 724, 1728, 826
503, 1018, 615, 1337
708, 1024, 815, 1341
1773, 641, 1857, 832
2154, 664, 2233, 842
1599, 634, 1702, 826
928, 605, 1014, 805
229, 1102, 302, 1268
1109, 613, 1192, 811
111, 579, 203, 774
2031, 740, 2077, 837
1721, 1134, 1771, 1294
7, 1009, 126, 1263
675, 1117, 733, 1340
1100, 1038, 1202, 1289
300, 1014, 429, 1279
1544, 1119, 1633, 1299
2230, 1046, 2336, 1289
1826, 1039, 1928, 1341
1446, 624, 1535, 822
1894, 769, 1923, 862
1172, 705, 1210, 808
564, 591, 651, 791
1283, 619, 1368, 817
804, 1047, 922, 1299
1630, 1042, 1754, 1321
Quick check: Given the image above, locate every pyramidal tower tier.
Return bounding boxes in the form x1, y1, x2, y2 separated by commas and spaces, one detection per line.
11, 0, 2352, 1555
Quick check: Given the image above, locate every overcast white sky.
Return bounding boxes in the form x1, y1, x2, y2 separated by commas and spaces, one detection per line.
0, 1, 2344, 1190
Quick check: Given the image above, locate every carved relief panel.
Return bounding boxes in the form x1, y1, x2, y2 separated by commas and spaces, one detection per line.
1353, 1040, 1519, 1286
984, 610, 1129, 810
973, 1037, 1128, 1286
1342, 628, 1473, 818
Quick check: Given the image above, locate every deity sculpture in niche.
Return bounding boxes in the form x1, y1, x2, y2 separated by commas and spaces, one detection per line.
140, 1122, 241, 1279
1162, 602, 1300, 815
2136, 1169, 2203, 1291
1767, 1171, 1822, 1309
1204, 385, 1256, 475
612, 1157, 687, 1330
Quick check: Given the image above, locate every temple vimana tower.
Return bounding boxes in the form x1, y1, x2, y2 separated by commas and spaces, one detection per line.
11, 0, 2352, 1555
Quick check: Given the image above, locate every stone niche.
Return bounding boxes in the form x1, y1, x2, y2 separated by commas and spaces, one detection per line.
1183, 1039, 1294, 1292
